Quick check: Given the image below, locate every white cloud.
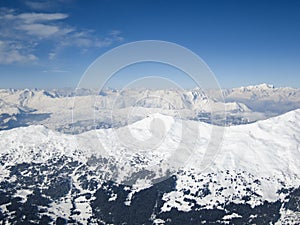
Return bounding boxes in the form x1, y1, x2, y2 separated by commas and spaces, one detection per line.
3, 12, 68, 23
48, 52, 56, 60
0, 7, 123, 64
25, 1, 55, 11
0, 40, 37, 64
19, 23, 60, 37
25, 0, 75, 11
42, 69, 69, 73
18, 23, 73, 37
59, 29, 124, 49
18, 12, 68, 23
0, 9, 70, 39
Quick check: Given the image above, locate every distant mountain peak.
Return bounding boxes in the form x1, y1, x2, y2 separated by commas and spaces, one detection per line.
240, 83, 275, 90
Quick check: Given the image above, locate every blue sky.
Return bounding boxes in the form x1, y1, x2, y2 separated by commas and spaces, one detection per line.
0, 0, 299, 89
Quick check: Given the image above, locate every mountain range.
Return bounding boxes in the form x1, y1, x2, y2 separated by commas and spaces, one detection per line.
1, 84, 300, 132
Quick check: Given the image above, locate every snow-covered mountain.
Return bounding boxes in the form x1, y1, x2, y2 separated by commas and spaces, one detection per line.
0, 88, 247, 112
2, 84, 299, 132
0, 84, 300, 223
223, 83, 300, 102
221, 83, 300, 114
0, 109, 299, 224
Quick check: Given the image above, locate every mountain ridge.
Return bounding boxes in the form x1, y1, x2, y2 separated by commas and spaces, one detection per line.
0, 108, 300, 224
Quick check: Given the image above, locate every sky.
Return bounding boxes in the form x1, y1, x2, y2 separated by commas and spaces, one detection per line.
0, 0, 299, 89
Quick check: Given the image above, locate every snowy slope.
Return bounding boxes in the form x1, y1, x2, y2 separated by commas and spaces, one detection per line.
1, 109, 300, 193
1, 108, 299, 176
0, 99, 22, 115
0, 109, 300, 224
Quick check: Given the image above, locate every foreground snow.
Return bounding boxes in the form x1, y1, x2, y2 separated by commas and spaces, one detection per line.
0, 108, 299, 224
0, 109, 300, 201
